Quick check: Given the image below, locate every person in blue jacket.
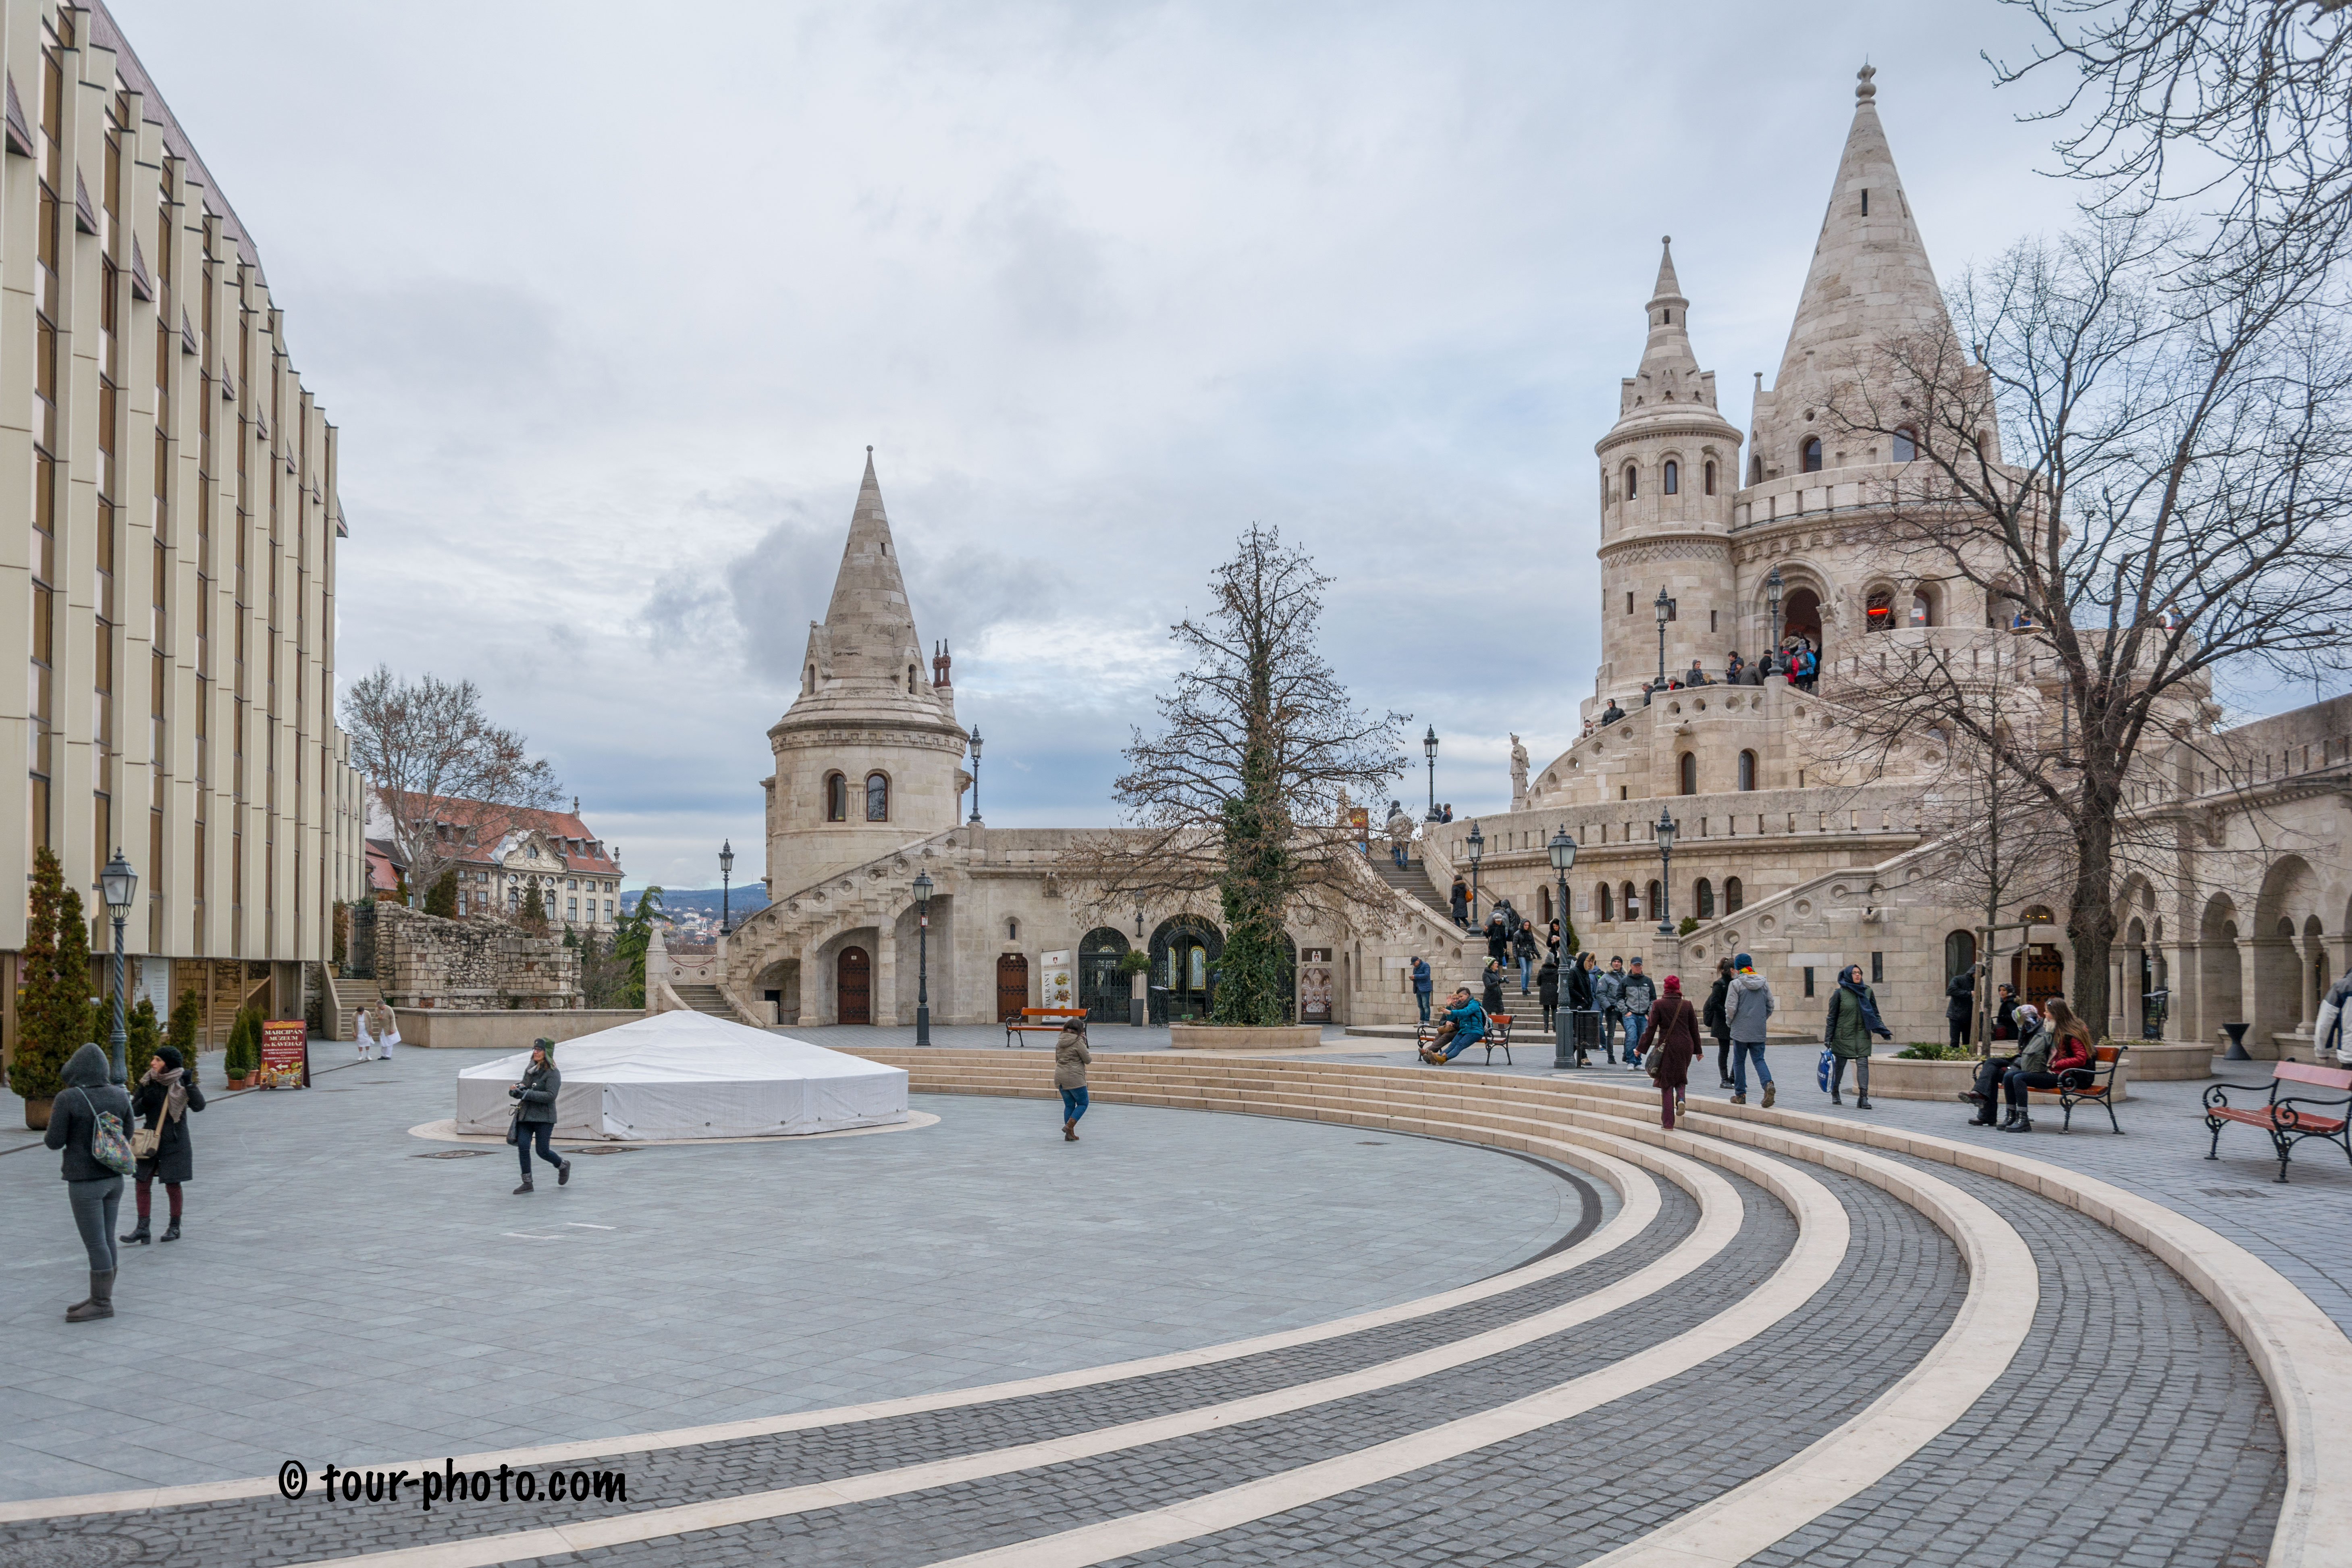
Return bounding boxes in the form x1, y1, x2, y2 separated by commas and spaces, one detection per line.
1420, 989, 1486, 1065
1410, 955, 1433, 1023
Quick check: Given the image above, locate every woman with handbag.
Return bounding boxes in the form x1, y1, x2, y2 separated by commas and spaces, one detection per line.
1644, 975, 1704, 1129
509, 1038, 570, 1194
121, 1045, 204, 1245
44, 1042, 137, 1322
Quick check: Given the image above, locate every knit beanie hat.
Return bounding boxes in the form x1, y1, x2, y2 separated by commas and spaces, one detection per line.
532, 1036, 556, 1058
1662, 975, 1682, 995
1734, 953, 1753, 969
157, 1045, 184, 1072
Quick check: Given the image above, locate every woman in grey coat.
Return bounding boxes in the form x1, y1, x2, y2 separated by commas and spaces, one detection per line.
509, 1038, 571, 1194
45, 1042, 134, 1321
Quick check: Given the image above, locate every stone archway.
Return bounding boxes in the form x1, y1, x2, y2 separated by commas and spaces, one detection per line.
1149, 915, 1223, 1024
1780, 586, 1824, 658
1078, 927, 1131, 1024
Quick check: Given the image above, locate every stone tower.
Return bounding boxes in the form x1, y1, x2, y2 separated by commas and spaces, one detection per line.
1592, 237, 1744, 709
763, 452, 970, 893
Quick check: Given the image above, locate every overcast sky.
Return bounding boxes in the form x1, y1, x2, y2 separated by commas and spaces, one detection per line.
109, 0, 2239, 891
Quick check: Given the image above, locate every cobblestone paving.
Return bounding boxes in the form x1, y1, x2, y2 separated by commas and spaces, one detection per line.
460, 1163, 1824, 1568
0, 1049, 1585, 1502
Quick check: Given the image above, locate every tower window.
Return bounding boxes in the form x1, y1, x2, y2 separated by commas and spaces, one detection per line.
1696, 878, 1714, 918
1598, 883, 1613, 921
1662, 460, 1679, 495
865, 772, 889, 821
1725, 876, 1744, 913
805, 664, 815, 694
1737, 750, 1758, 791
1911, 590, 1935, 627
1749, 455, 1763, 486
1704, 461, 1716, 495
1893, 427, 1918, 462
908, 665, 917, 693
1679, 752, 1698, 795
1802, 438, 1823, 473
825, 772, 848, 822
1626, 592, 1634, 615
1861, 189, 1870, 216
1662, 309, 1671, 324
1625, 464, 1638, 500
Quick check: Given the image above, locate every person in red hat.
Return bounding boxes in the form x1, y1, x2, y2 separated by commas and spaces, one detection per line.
1644, 975, 1704, 1129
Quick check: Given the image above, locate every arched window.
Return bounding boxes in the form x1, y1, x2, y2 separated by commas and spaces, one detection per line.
1623, 881, 1639, 920
865, 773, 889, 821
1737, 750, 1757, 791
1704, 461, 1716, 496
1598, 883, 1613, 922
1538, 886, 1552, 922
1910, 590, 1934, 627
1624, 464, 1639, 501
1696, 878, 1715, 918
1679, 752, 1698, 794
805, 664, 816, 694
1802, 437, 1823, 473
1725, 876, 1744, 914
1893, 427, 1918, 462
1662, 459, 1679, 495
907, 664, 918, 693
1008, 917, 1020, 940
825, 773, 848, 822
1945, 929, 1976, 980
1866, 589, 1893, 631
1647, 879, 1662, 920
1748, 455, 1763, 486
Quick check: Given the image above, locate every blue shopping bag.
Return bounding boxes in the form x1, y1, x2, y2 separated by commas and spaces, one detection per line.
1816, 1048, 1834, 1094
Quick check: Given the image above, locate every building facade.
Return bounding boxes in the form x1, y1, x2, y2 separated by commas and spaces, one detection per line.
710, 66, 2351, 1058
0, 2, 368, 1053
362, 793, 626, 935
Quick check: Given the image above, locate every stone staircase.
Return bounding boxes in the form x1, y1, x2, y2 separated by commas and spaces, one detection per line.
673, 982, 740, 1021
1371, 857, 1452, 918
328, 976, 382, 1041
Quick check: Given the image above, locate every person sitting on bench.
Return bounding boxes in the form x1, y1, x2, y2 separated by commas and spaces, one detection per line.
1421, 988, 1487, 1064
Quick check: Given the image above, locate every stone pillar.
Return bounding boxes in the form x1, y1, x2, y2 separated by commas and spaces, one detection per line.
875, 929, 899, 1027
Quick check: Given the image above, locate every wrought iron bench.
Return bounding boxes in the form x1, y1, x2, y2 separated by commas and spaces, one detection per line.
2204, 1060, 2352, 1183
2047, 1042, 2128, 1133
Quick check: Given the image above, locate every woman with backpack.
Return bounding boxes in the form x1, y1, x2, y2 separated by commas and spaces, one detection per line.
44, 1042, 136, 1322
121, 1044, 204, 1245
1824, 963, 1895, 1107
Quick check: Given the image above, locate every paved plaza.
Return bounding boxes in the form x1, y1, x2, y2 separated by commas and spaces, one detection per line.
0, 1030, 2340, 1567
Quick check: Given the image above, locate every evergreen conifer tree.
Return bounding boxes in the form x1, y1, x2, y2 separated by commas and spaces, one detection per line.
8, 847, 69, 1102
424, 869, 459, 918
127, 995, 162, 1066
519, 882, 546, 932
166, 986, 202, 1059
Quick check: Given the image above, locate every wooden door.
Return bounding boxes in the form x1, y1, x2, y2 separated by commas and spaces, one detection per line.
2013, 945, 2064, 1008
837, 946, 871, 1025
996, 953, 1029, 1022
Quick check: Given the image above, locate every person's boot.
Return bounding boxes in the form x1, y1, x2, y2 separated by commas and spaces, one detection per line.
160, 1217, 181, 1242
1829, 1087, 1842, 1105
558, 1159, 572, 1187
1855, 1096, 1873, 1110
1730, 1092, 1747, 1105
120, 1217, 151, 1246
513, 1177, 534, 1194
66, 1270, 114, 1322
1968, 1109, 1997, 1126
1997, 1106, 2022, 1129
1762, 1083, 1777, 1109
2002, 1111, 2033, 1133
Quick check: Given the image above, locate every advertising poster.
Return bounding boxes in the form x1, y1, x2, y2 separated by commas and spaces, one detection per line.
1039, 951, 1075, 1010
1299, 948, 1334, 1023
259, 1020, 310, 1089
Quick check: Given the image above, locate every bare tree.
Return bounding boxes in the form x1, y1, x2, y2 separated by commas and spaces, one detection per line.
1063, 525, 1407, 1024
1814, 209, 2352, 1032
341, 666, 565, 912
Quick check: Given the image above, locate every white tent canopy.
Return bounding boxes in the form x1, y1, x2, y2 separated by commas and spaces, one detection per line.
455, 1011, 908, 1141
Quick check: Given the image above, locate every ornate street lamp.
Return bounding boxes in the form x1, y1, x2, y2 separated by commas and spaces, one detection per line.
100, 849, 136, 1086
967, 728, 984, 823
1466, 820, 1484, 927
1653, 586, 1675, 696
912, 868, 935, 1047
1422, 725, 1439, 820
1548, 828, 1578, 1067
1765, 565, 1785, 674
718, 839, 735, 936
1654, 808, 1678, 937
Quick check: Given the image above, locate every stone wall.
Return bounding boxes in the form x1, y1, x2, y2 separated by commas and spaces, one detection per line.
375, 903, 582, 1010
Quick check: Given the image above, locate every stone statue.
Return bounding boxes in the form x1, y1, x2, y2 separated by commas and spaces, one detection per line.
1510, 735, 1529, 804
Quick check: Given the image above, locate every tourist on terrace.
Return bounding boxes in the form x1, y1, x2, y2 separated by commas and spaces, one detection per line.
508, 1039, 571, 1194
1420, 987, 1486, 1064
1645, 975, 1703, 1129
1685, 660, 1710, 686
1725, 651, 1745, 683
1823, 963, 1894, 1109
1703, 957, 1735, 1088
122, 1045, 203, 1247
1511, 919, 1541, 994
1055, 1020, 1092, 1142
1449, 874, 1470, 927
1621, 957, 1657, 1064
1537, 954, 1560, 1033
1727, 953, 1776, 1107
46, 1042, 133, 1323
1565, 953, 1600, 1067
1600, 698, 1626, 726
1596, 957, 1628, 1062
1410, 955, 1433, 1024
1963, 1000, 2032, 1127
1385, 802, 1415, 868
1946, 966, 1976, 1052
2001, 998, 2092, 1133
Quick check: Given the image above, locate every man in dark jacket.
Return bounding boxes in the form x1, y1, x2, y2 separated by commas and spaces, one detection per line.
1600, 699, 1625, 726
1511, 921, 1541, 994
1703, 959, 1735, 1088
1620, 958, 1658, 1064
509, 1038, 571, 1194
1565, 954, 1599, 1066
1410, 956, 1433, 1023
46, 1041, 133, 1321
1537, 956, 1560, 1032
1485, 912, 1511, 967
1595, 958, 1627, 1062
1946, 970, 1976, 1053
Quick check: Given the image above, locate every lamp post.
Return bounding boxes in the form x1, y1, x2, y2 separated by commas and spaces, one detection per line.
1653, 586, 1674, 695
718, 839, 734, 936
1765, 565, 1785, 675
1466, 820, 1484, 927
967, 728, 984, 824
912, 869, 934, 1047
1653, 808, 1678, 938
1548, 828, 1578, 1068
100, 849, 136, 1086
1422, 725, 1439, 820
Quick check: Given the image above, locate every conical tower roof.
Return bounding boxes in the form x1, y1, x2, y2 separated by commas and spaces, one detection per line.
1604, 235, 1736, 440
819, 449, 920, 683
1771, 64, 1951, 388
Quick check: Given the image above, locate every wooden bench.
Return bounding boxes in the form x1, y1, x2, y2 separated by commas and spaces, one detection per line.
2203, 1060, 2352, 1183
2047, 1042, 2127, 1133
1416, 1012, 1515, 1067
1004, 1006, 1088, 1048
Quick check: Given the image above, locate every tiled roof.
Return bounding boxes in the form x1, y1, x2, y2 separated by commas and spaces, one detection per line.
388, 794, 622, 877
